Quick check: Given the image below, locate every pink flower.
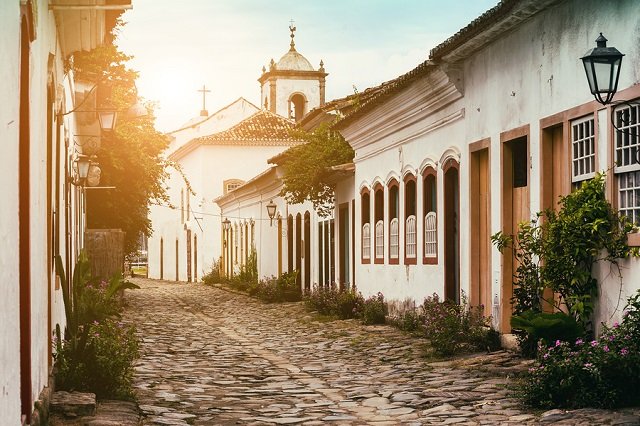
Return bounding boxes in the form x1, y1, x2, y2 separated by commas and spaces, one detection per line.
621, 348, 629, 356
603, 345, 610, 352
555, 340, 562, 347
575, 338, 584, 345
613, 322, 620, 328
591, 340, 598, 347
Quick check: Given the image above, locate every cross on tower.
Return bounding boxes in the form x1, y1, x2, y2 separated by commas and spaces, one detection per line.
197, 84, 211, 117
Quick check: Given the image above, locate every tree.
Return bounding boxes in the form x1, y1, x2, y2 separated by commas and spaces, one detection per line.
276, 123, 354, 217
71, 44, 169, 255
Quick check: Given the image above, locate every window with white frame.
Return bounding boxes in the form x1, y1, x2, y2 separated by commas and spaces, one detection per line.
362, 223, 371, 260
424, 212, 437, 257
571, 116, 596, 184
405, 215, 416, 258
389, 218, 399, 259
375, 220, 384, 260
615, 102, 640, 225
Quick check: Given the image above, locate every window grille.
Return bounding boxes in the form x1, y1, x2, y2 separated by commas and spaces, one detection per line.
615, 102, 640, 225
375, 220, 384, 260
405, 215, 416, 259
362, 223, 371, 260
390, 218, 399, 259
424, 212, 437, 258
571, 116, 596, 183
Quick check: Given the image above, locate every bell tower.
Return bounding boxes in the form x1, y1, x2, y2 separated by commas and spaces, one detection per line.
258, 24, 328, 121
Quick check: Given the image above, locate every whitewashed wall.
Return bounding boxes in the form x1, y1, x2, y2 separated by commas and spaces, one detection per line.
0, 1, 24, 422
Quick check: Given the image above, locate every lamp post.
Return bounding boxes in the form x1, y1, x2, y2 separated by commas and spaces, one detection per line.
266, 200, 277, 226
97, 109, 118, 132
581, 33, 624, 105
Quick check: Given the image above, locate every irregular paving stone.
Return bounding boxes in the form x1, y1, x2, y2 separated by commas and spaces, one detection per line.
116, 278, 640, 426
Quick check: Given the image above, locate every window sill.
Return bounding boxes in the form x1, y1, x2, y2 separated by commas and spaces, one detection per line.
628, 232, 640, 247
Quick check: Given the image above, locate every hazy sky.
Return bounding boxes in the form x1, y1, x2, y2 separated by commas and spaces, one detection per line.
116, 1, 498, 132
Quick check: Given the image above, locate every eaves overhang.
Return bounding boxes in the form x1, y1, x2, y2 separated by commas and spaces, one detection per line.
51, 0, 132, 59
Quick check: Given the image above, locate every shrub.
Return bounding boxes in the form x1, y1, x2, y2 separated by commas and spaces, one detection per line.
492, 174, 636, 356
249, 271, 301, 303
336, 289, 364, 319
362, 292, 387, 325
53, 253, 140, 399
522, 290, 640, 408
420, 293, 498, 356
304, 286, 340, 316
201, 259, 222, 284
55, 319, 139, 399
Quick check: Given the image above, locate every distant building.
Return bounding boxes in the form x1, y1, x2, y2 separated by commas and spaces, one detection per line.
147, 27, 325, 282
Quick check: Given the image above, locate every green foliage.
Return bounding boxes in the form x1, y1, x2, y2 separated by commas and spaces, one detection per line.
521, 291, 640, 409
361, 292, 388, 325
510, 311, 584, 348
493, 173, 635, 354
420, 293, 499, 356
304, 286, 364, 319
276, 123, 354, 217
249, 271, 302, 303
55, 319, 139, 399
201, 259, 222, 285
72, 43, 170, 255
53, 253, 140, 399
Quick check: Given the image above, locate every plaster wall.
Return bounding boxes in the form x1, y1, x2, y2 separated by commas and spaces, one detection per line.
0, 1, 24, 422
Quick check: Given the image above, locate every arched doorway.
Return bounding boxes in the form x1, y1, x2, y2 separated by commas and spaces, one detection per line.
443, 159, 460, 303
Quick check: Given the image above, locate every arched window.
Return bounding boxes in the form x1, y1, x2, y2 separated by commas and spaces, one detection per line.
361, 188, 371, 263
289, 93, 306, 121
374, 183, 384, 263
405, 175, 417, 264
388, 179, 399, 264
423, 167, 438, 263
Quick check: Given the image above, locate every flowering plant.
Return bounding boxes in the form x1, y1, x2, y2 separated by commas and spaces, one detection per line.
522, 290, 640, 408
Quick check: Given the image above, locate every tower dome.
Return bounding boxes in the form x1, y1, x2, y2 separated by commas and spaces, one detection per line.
276, 49, 314, 71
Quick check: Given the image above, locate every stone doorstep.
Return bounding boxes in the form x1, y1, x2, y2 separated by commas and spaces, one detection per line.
50, 391, 97, 418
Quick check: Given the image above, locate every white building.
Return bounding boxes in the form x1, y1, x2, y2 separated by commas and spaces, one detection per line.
0, 1, 129, 423
148, 27, 327, 282
335, 0, 640, 333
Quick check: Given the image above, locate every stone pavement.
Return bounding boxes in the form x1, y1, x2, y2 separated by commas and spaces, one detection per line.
124, 278, 640, 425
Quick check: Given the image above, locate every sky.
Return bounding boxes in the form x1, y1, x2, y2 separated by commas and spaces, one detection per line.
116, 0, 498, 132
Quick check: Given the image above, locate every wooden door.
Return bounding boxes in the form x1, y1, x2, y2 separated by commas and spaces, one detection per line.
470, 148, 491, 314
501, 136, 530, 332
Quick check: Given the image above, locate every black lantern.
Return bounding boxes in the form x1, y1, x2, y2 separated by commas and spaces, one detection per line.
266, 200, 277, 226
97, 110, 118, 132
581, 33, 624, 105
222, 217, 231, 231
75, 154, 91, 183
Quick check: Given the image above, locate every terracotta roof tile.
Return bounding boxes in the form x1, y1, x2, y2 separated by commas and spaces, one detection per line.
196, 110, 303, 144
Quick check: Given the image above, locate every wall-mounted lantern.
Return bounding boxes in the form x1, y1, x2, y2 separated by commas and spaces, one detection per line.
266, 200, 277, 226
581, 33, 624, 105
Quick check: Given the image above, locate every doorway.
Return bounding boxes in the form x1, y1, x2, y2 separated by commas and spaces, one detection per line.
470, 145, 491, 315
338, 203, 350, 290
501, 133, 530, 332
444, 160, 460, 303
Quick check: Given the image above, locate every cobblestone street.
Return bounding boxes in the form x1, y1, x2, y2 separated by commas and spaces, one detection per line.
124, 278, 640, 425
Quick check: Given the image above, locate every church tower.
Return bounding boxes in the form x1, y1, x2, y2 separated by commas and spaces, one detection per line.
258, 24, 328, 121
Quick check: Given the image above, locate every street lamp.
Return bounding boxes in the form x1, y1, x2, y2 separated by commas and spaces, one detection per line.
222, 217, 231, 231
266, 200, 277, 226
581, 33, 624, 105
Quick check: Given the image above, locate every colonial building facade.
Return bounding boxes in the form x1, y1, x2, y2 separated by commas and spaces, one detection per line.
0, 1, 129, 423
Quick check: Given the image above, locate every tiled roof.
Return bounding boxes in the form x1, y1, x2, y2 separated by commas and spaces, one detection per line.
333, 60, 435, 130
196, 110, 302, 144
